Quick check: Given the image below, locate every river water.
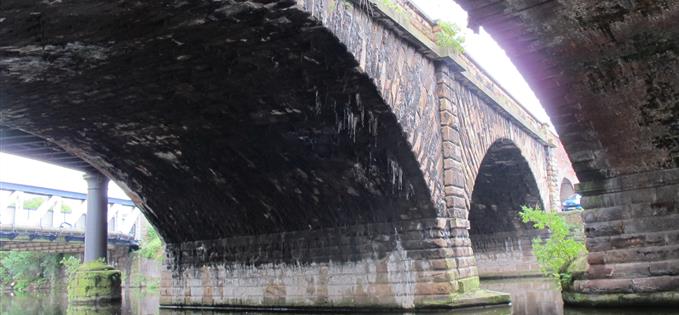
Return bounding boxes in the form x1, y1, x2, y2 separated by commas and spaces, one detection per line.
2, 278, 677, 315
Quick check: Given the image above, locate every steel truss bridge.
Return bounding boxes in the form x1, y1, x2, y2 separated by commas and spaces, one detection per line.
0, 181, 141, 252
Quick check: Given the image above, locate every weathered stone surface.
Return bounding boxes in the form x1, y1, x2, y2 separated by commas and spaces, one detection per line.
471, 231, 546, 279
159, 219, 501, 309
566, 168, 679, 304
68, 261, 122, 305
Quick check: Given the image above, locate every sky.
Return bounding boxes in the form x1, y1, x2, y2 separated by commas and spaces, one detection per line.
0, 152, 130, 199
0, 0, 551, 197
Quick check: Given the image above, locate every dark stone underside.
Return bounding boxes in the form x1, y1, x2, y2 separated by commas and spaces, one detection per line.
0, 0, 436, 243
469, 139, 542, 236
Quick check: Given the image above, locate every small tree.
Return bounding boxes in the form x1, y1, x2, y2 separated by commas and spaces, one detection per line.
436, 21, 465, 53
519, 206, 587, 289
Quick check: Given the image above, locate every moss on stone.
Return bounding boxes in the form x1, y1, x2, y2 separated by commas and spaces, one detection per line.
457, 276, 480, 292
415, 288, 510, 309
68, 261, 122, 305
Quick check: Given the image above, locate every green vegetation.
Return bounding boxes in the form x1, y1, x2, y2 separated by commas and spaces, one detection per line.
519, 206, 587, 289
376, 0, 407, 18
23, 196, 45, 210
138, 225, 163, 261
7, 196, 72, 213
67, 259, 121, 304
60, 255, 81, 279
0, 223, 163, 294
0, 252, 73, 292
60, 203, 73, 213
436, 21, 465, 53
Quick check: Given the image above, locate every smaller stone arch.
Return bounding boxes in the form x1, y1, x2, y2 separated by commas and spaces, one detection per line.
559, 177, 576, 206
468, 139, 547, 278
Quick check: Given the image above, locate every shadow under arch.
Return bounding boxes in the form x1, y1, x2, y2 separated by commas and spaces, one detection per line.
0, 1, 437, 246
468, 138, 547, 279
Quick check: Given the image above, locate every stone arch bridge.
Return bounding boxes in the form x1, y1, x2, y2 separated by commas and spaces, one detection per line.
1, 0, 675, 309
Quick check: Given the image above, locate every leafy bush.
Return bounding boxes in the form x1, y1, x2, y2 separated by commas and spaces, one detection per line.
436, 21, 465, 53
138, 225, 164, 261
0, 252, 62, 291
519, 206, 587, 289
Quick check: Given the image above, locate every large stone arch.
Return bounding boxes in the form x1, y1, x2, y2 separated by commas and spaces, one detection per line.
0, 0, 443, 243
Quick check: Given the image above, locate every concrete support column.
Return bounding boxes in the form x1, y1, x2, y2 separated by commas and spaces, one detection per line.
83, 172, 109, 262
563, 168, 679, 306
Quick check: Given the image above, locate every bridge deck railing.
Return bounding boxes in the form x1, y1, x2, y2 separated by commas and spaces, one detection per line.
0, 181, 142, 241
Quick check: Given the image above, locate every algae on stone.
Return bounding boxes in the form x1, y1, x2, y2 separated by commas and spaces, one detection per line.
67, 260, 122, 305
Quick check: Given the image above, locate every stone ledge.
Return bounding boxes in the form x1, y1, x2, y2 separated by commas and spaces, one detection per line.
577, 168, 679, 196
572, 275, 679, 294
563, 291, 679, 306
160, 289, 510, 311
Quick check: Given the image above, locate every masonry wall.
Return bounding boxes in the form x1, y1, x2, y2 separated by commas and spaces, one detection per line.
572, 168, 679, 298
160, 218, 480, 309
453, 80, 551, 211
436, 63, 554, 278
151, 0, 491, 309
471, 231, 545, 278
154, 0, 565, 307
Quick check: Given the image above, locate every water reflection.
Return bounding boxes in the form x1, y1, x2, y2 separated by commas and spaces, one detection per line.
0, 291, 66, 314
481, 277, 563, 315
2, 278, 678, 315
160, 310, 511, 315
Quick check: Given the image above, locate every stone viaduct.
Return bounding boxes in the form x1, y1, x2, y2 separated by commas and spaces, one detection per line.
0, 0, 675, 309
455, 0, 679, 306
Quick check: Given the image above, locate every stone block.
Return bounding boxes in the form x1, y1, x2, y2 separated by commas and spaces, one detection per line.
573, 278, 634, 294
415, 282, 455, 296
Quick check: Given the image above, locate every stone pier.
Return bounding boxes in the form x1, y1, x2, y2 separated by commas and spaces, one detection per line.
564, 168, 679, 305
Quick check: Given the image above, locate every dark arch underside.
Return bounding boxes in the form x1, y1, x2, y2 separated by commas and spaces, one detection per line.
0, 0, 436, 243
469, 139, 543, 236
